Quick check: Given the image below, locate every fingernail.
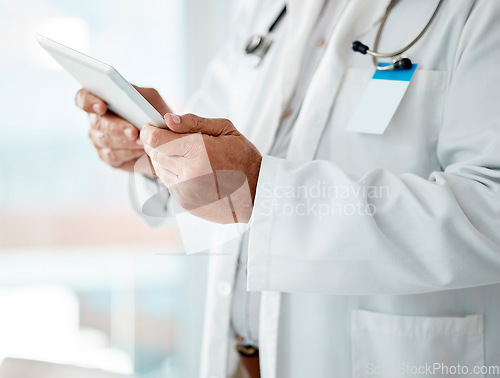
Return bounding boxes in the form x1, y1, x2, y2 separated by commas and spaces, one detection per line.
136, 139, 143, 146
124, 128, 135, 139
169, 113, 181, 124
92, 104, 101, 114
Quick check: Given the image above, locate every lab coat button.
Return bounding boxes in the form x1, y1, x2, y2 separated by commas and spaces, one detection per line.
216, 281, 231, 297
283, 107, 292, 118
316, 37, 325, 47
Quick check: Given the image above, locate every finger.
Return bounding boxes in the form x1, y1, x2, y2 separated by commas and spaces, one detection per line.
89, 128, 144, 149
142, 127, 213, 179
97, 148, 145, 167
152, 161, 181, 187
145, 147, 184, 177
90, 113, 139, 140
133, 85, 159, 100
75, 89, 107, 115
140, 124, 187, 149
132, 85, 171, 115
163, 113, 239, 137
141, 126, 211, 167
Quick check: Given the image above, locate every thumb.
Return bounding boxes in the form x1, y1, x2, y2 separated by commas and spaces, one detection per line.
163, 113, 238, 136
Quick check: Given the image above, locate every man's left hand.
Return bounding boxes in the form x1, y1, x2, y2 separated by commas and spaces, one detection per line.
140, 113, 262, 224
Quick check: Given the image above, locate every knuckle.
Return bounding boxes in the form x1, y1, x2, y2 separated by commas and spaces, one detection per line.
99, 132, 111, 147
221, 118, 234, 130
184, 113, 197, 126
93, 116, 103, 131
147, 130, 162, 147
192, 114, 201, 128
88, 113, 97, 124
111, 119, 127, 135
107, 149, 117, 163
100, 148, 117, 165
118, 120, 133, 135
106, 122, 117, 134
98, 116, 113, 132
111, 117, 126, 132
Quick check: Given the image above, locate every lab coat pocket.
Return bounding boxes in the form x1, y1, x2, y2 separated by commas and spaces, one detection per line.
351, 310, 484, 378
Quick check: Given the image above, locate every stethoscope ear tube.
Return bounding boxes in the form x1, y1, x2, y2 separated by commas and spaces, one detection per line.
352, 41, 369, 55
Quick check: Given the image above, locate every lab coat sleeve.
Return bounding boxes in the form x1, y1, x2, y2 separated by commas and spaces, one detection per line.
247, 0, 500, 295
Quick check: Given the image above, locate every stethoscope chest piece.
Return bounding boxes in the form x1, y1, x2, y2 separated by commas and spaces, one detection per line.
245, 5, 287, 64
245, 35, 273, 61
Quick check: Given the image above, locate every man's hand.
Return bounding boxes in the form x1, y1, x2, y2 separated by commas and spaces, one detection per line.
140, 114, 262, 224
75, 86, 170, 175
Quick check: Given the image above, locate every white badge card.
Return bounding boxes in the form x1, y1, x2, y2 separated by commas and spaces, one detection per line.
346, 63, 417, 135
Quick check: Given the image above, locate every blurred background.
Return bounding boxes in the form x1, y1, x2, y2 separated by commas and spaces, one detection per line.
0, 0, 242, 376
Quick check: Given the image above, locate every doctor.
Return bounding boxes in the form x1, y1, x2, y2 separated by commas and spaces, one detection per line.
76, 0, 500, 377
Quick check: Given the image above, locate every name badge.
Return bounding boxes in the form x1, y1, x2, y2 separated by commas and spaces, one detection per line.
346, 63, 417, 135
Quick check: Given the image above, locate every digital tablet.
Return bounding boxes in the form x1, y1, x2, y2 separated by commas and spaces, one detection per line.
37, 34, 166, 130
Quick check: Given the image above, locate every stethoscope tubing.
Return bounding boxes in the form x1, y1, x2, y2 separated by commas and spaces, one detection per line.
246, 0, 444, 70
369, 0, 444, 60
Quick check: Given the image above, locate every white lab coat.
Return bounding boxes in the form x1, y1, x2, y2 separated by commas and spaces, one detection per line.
132, 0, 500, 377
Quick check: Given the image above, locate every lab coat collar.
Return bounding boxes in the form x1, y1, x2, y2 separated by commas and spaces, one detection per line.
280, 0, 327, 105
250, 0, 392, 159
245, 0, 326, 156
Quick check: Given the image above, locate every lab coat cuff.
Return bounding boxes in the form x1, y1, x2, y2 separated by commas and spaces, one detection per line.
247, 155, 284, 291
128, 173, 173, 228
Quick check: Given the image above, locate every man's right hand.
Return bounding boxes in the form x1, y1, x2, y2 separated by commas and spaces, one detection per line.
75, 86, 170, 176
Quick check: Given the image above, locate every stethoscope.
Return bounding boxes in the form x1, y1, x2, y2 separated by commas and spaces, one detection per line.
245, 6, 287, 62
246, 0, 444, 70
352, 0, 444, 70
